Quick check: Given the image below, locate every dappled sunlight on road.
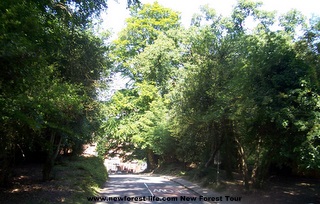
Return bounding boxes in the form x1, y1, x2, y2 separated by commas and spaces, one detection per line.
97, 174, 208, 204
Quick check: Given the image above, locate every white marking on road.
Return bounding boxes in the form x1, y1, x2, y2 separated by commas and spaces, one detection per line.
153, 188, 174, 193
144, 183, 154, 196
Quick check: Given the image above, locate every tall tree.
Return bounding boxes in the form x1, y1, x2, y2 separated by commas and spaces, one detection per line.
111, 1, 181, 79
0, 0, 124, 184
100, 2, 182, 170
98, 0, 320, 187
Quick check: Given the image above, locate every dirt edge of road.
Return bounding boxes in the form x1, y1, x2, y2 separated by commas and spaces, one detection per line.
157, 172, 320, 204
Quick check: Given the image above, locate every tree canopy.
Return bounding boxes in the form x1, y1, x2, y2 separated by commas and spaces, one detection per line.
99, 0, 320, 188
1, 0, 319, 189
0, 0, 139, 185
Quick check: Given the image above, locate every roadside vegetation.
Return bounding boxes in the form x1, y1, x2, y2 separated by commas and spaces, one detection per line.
0, 156, 108, 204
154, 164, 320, 204
98, 0, 320, 191
1, 0, 319, 202
0, 0, 138, 188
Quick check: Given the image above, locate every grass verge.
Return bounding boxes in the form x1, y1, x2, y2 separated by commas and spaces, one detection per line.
0, 156, 108, 204
54, 156, 108, 203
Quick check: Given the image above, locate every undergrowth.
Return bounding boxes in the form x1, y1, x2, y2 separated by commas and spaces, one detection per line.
55, 156, 108, 203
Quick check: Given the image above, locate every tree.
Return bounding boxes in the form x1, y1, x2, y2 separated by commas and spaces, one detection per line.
111, 1, 181, 79
129, 32, 182, 95
169, 0, 320, 188
99, 2, 182, 170
0, 0, 119, 184
97, 80, 176, 169
97, 0, 320, 187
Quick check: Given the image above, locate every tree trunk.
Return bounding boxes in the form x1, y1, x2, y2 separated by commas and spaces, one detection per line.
251, 138, 262, 186
42, 132, 62, 181
252, 153, 271, 188
146, 148, 157, 170
205, 122, 223, 168
235, 136, 249, 190
223, 120, 234, 180
0, 149, 13, 187
205, 142, 222, 168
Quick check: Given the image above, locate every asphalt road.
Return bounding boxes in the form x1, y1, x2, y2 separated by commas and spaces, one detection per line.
96, 173, 216, 204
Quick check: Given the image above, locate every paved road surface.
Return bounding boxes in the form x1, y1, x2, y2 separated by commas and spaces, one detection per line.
96, 174, 218, 204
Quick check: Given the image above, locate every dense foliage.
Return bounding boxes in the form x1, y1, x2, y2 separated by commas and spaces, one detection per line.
99, 0, 320, 188
1, 0, 319, 190
0, 0, 116, 185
